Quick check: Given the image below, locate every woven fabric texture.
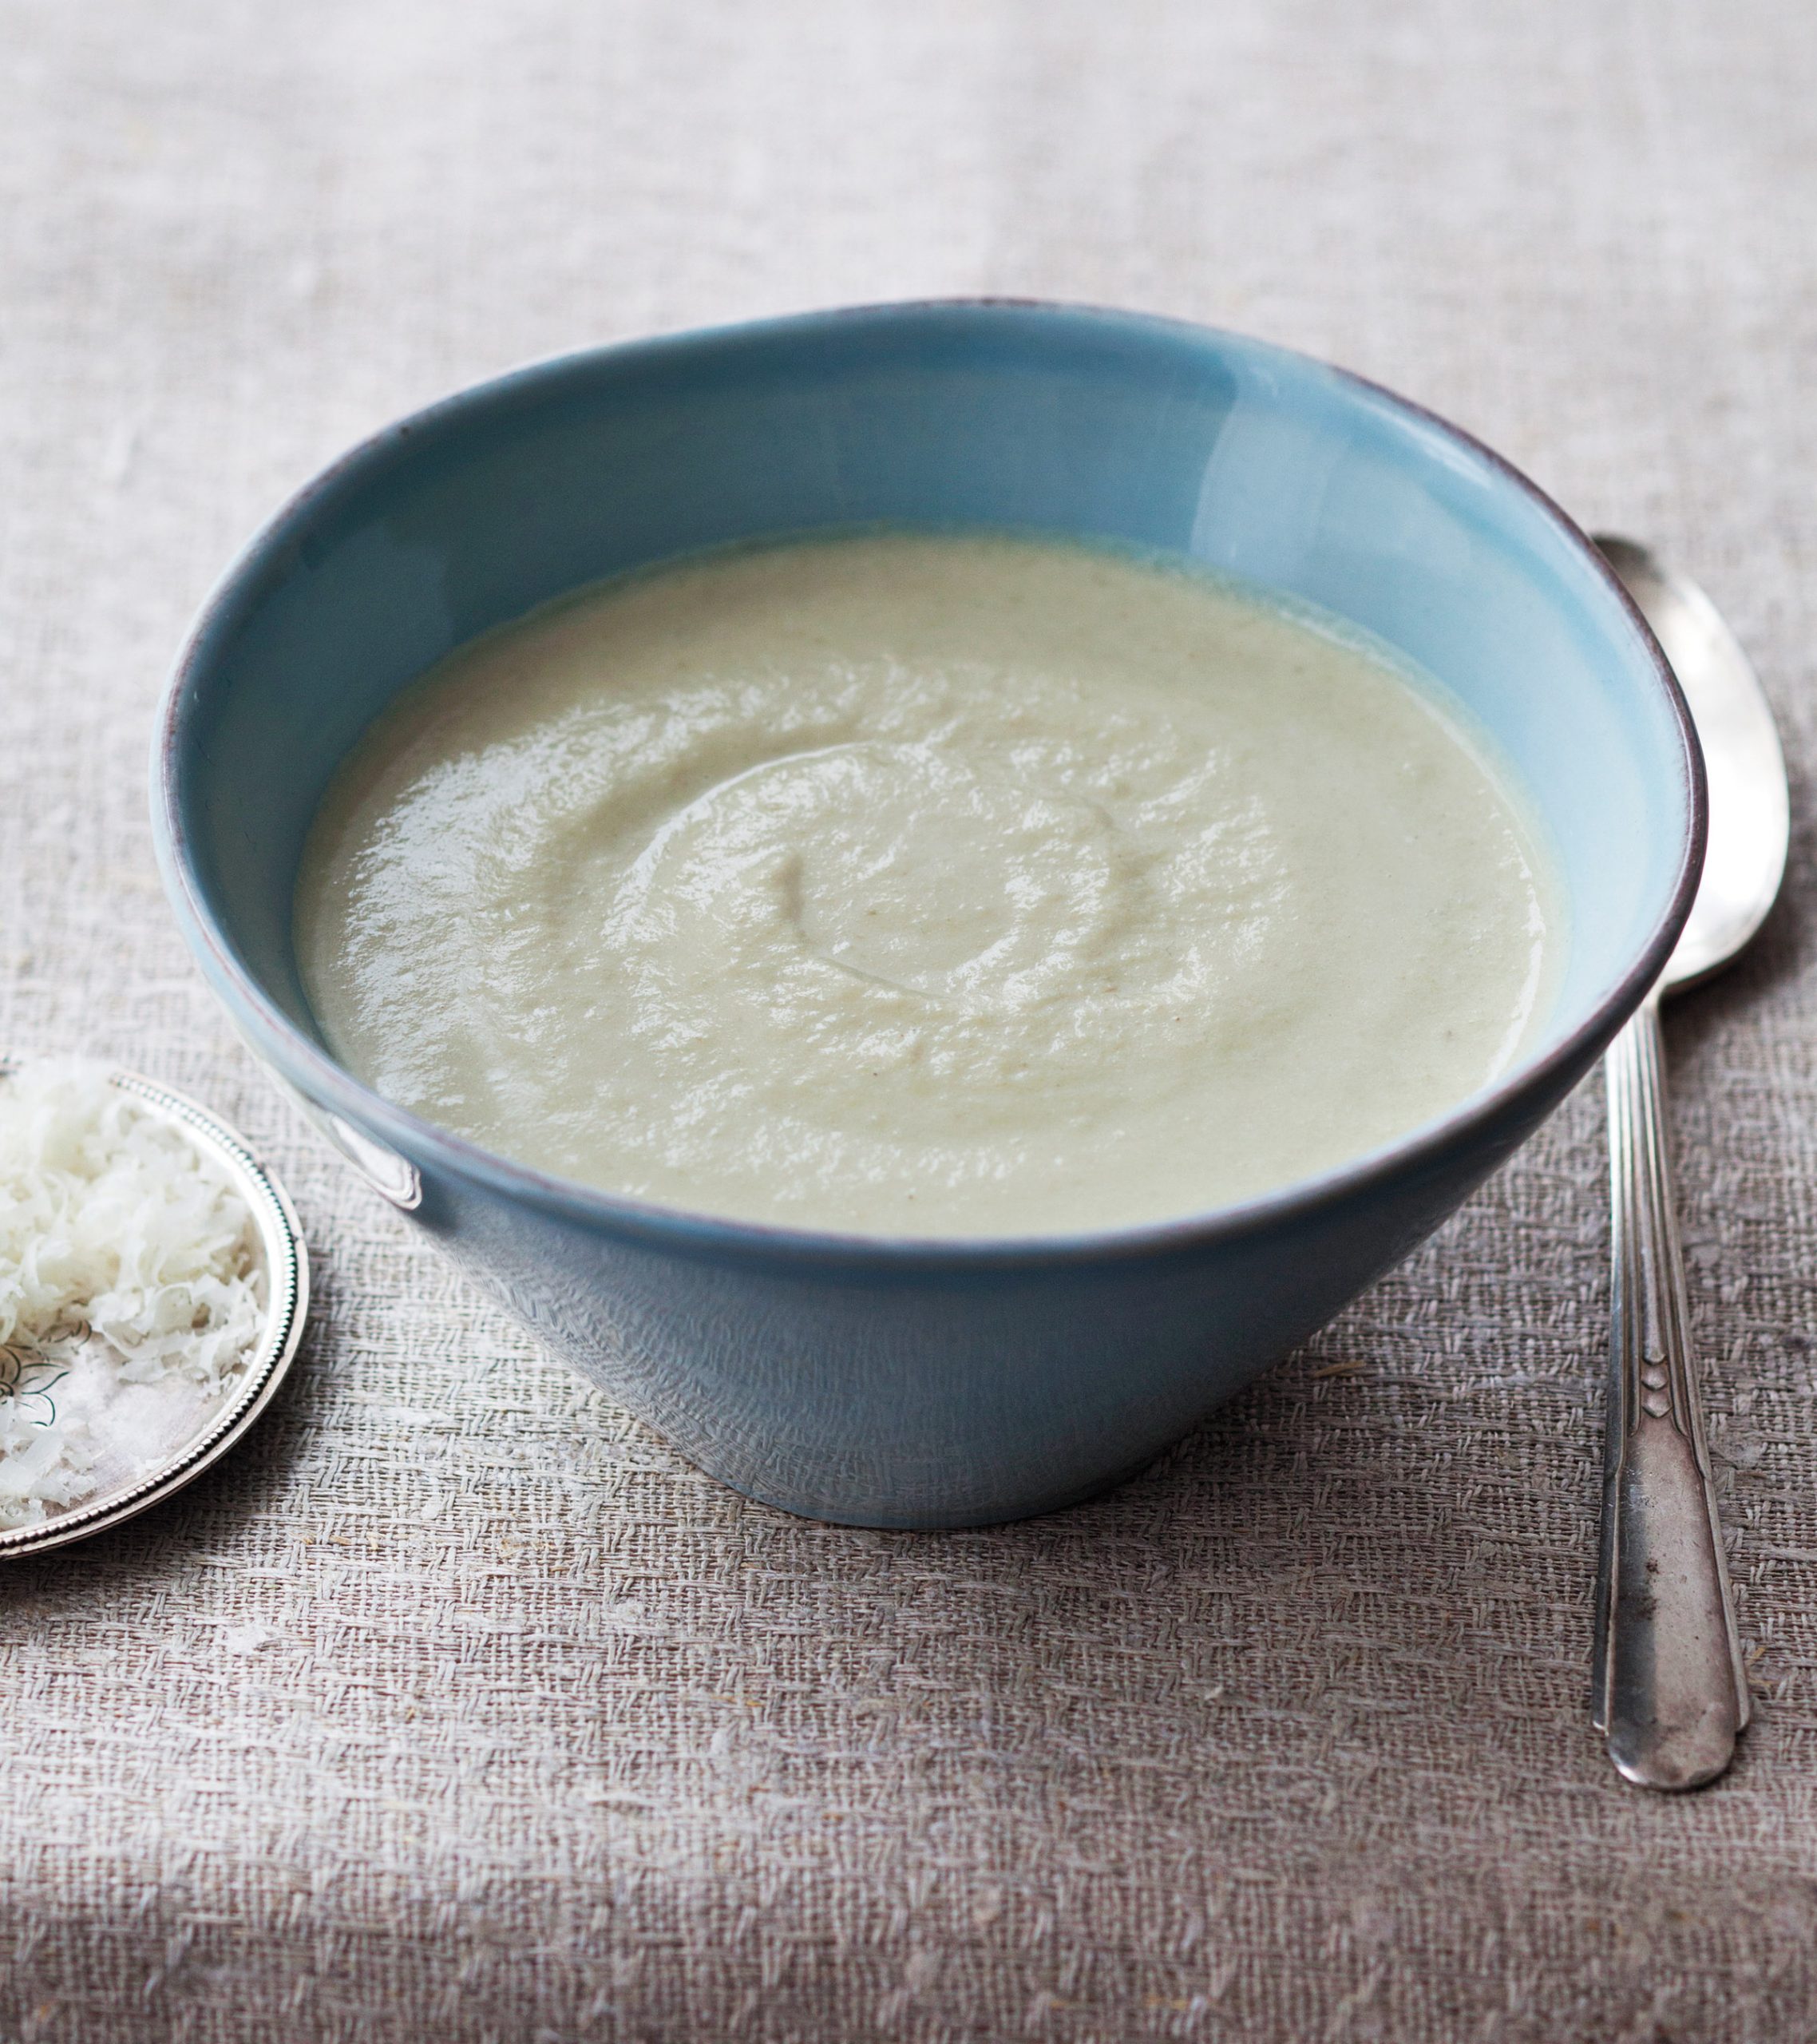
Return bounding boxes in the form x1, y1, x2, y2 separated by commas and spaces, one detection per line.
3, 2, 1815, 2038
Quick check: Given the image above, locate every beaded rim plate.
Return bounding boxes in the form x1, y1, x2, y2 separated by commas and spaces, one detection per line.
0, 1063, 309, 1558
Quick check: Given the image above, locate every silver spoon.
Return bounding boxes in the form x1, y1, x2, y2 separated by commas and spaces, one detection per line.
1590, 535, 1789, 1790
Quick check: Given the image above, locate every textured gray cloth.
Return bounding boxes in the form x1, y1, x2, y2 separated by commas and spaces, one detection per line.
2, 2, 1815, 2038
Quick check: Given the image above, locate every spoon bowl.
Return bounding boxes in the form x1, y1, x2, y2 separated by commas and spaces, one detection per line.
1596, 537, 1788, 990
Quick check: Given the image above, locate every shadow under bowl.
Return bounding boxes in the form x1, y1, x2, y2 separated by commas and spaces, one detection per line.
152, 302, 1701, 1528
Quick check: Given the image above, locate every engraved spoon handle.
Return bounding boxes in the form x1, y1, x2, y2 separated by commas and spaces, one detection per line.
1593, 992, 1748, 1788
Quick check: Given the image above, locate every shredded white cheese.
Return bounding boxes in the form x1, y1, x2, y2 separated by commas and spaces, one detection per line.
0, 1059, 266, 1529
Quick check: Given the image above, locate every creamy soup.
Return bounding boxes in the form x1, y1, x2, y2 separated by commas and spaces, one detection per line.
296, 532, 1558, 1235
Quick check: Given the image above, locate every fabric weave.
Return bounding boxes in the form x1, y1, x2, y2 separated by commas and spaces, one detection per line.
2, 2, 1815, 2037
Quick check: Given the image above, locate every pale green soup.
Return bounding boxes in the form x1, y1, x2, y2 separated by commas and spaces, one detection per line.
296, 532, 1558, 1235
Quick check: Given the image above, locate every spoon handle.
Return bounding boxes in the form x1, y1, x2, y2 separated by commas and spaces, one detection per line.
1593, 993, 1748, 1788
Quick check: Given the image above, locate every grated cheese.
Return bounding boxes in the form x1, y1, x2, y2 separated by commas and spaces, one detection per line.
0, 1059, 266, 1529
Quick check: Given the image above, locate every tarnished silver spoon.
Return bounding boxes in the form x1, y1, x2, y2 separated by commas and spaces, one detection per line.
1591, 535, 1789, 1790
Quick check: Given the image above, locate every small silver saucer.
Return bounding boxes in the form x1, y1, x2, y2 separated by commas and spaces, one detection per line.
0, 1064, 309, 1559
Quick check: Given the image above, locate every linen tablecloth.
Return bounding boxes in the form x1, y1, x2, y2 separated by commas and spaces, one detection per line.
4, 3, 1815, 2037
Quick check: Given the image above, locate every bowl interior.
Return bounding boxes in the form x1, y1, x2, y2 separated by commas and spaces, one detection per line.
164, 303, 1693, 1162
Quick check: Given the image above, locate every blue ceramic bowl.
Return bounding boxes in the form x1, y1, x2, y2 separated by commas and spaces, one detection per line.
153, 303, 1701, 1528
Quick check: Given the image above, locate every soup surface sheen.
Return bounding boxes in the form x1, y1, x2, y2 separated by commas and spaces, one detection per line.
297, 532, 1558, 1235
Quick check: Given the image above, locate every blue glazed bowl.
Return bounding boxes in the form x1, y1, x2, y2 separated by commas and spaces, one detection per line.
153, 303, 1701, 1528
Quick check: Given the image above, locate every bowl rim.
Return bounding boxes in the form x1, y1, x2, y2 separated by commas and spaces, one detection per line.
152, 297, 1706, 1269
